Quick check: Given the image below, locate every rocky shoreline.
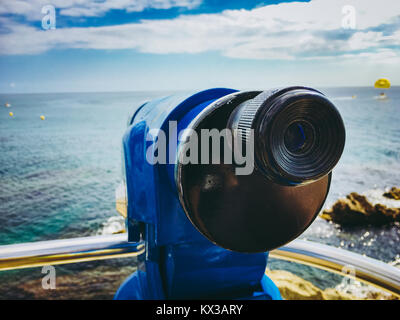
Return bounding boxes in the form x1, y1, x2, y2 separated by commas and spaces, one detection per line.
266, 269, 397, 300
320, 187, 400, 227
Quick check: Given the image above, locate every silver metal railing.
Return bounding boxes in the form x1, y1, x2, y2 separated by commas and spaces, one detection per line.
0, 234, 145, 271
0, 235, 399, 297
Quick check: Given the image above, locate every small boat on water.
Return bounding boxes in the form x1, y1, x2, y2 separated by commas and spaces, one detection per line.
377, 92, 388, 100
375, 78, 390, 100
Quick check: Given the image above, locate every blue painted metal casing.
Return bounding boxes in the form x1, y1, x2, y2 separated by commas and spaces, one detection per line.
116, 88, 281, 300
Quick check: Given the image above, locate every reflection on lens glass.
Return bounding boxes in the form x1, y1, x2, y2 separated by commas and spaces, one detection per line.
284, 122, 306, 153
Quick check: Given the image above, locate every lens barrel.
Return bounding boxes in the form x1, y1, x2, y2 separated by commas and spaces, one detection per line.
228, 87, 345, 185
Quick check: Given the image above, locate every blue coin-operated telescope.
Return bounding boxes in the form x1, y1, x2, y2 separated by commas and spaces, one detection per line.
114, 87, 345, 300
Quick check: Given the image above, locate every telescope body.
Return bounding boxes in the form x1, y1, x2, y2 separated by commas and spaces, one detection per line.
114, 87, 345, 300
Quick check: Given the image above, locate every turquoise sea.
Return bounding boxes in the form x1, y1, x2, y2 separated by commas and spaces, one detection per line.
0, 87, 399, 298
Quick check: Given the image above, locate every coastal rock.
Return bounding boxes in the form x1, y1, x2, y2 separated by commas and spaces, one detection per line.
320, 192, 400, 227
265, 269, 396, 300
266, 269, 355, 300
383, 187, 400, 200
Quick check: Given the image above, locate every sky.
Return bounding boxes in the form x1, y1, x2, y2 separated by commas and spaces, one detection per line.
0, 0, 399, 93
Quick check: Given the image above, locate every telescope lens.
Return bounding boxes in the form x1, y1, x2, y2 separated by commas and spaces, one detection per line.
284, 122, 307, 153
229, 87, 345, 185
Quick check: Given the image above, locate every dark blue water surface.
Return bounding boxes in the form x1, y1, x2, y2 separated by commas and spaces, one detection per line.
0, 91, 165, 245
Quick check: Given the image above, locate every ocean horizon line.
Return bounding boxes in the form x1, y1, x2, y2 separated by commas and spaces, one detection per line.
1, 85, 399, 96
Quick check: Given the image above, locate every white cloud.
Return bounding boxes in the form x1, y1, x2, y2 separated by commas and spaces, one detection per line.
339, 48, 400, 64
60, 0, 202, 17
0, 0, 202, 19
0, 0, 399, 63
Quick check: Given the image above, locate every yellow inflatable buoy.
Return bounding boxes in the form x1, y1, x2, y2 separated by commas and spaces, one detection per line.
374, 78, 390, 89
40, 115, 45, 120
9, 112, 13, 117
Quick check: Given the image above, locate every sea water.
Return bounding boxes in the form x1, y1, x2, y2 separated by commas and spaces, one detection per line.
0, 87, 399, 298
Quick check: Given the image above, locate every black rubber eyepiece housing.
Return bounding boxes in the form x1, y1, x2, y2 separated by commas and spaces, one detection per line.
228, 87, 346, 185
